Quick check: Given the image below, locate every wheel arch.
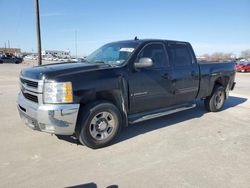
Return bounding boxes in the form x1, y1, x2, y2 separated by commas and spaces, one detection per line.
208, 76, 229, 97
214, 76, 230, 88
75, 89, 128, 135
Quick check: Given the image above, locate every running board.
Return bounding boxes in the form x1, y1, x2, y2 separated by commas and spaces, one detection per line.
129, 103, 196, 124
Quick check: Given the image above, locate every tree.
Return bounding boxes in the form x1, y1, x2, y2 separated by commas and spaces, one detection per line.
241, 50, 250, 59
200, 52, 233, 62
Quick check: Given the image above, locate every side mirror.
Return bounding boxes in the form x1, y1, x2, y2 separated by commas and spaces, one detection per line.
134, 57, 153, 69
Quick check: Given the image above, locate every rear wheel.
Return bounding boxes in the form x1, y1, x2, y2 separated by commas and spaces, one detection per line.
204, 85, 225, 112
77, 101, 122, 149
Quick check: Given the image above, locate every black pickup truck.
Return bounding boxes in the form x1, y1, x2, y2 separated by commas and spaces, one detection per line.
17, 39, 236, 149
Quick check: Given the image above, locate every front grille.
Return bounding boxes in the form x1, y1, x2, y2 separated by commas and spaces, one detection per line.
20, 77, 41, 103
20, 78, 38, 88
22, 91, 38, 103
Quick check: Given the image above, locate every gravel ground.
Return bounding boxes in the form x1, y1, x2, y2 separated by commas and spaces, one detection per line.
0, 63, 249, 188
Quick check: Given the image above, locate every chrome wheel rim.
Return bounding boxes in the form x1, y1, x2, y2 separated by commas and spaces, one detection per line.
89, 111, 115, 141
214, 90, 225, 109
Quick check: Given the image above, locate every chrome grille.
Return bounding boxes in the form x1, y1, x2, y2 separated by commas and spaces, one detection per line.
21, 90, 38, 103
20, 78, 38, 88
20, 76, 42, 103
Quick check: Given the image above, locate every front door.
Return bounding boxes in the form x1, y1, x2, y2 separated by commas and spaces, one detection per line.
128, 42, 175, 114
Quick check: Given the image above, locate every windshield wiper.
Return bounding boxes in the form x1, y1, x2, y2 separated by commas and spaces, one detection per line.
94, 61, 113, 67
83, 60, 112, 67
94, 61, 106, 64
81, 59, 90, 63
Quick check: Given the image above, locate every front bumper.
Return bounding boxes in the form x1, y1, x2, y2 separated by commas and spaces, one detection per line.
17, 92, 79, 135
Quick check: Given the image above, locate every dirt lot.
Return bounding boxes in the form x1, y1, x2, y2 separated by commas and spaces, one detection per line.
0, 63, 250, 188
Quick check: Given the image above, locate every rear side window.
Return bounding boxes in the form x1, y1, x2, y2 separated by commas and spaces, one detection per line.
138, 43, 168, 68
169, 44, 192, 67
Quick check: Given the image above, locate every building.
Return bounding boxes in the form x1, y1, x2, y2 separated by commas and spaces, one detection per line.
42, 50, 70, 58
0, 48, 21, 56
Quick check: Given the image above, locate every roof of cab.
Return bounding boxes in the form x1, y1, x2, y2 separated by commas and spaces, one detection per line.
113, 38, 189, 44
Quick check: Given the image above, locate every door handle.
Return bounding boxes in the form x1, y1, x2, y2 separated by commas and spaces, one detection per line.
161, 73, 170, 79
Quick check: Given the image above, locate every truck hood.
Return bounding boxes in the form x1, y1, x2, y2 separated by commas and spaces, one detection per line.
21, 62, 108, 80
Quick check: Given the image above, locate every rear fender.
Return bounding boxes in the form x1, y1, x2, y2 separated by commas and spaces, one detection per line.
210, 76, 230, 98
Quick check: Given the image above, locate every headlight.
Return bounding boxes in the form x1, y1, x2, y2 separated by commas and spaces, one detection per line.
43, 82, 73, 104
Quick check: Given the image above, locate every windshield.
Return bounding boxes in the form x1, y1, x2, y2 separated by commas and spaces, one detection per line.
85, 41, 139, 66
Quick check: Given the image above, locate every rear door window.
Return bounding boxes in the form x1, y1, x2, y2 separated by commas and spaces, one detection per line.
168, 43, 193, 67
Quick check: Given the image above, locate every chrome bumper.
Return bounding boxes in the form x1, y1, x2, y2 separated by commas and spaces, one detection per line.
17, 92, 79, 135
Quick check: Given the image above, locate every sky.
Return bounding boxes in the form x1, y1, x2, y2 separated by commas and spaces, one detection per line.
0, 0, 249, 56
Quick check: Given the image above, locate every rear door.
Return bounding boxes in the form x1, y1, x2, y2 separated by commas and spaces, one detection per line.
167, 42, 199, 105
128, 42, 175, 114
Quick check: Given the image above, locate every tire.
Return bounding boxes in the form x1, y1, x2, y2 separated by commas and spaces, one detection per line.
15, 61, 20, 64
77, 101, 122, 149
204, 85, 226, 112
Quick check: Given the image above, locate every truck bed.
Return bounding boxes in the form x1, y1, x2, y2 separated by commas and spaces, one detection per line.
197, 61, 236, 98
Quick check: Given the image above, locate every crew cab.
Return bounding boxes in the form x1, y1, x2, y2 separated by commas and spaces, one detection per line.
17, 39, 236, 149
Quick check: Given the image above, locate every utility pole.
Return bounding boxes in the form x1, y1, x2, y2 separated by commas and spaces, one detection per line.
75, 30, 78, 58
8, 40, 10, 48
35, 0, 42, 65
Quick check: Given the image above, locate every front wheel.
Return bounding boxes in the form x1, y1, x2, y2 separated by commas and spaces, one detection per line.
77, 101, 122, 149
204, 85, 226, 112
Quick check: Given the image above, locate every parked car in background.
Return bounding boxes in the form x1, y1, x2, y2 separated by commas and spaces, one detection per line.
24, 55, 37, 60
236, 62, 250, 72
52, 57, 59, 61
0, 54, 23, 64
